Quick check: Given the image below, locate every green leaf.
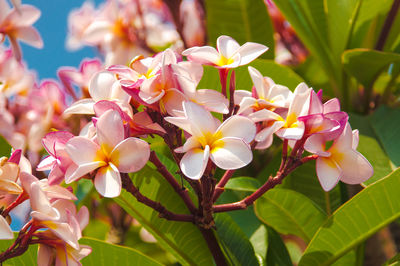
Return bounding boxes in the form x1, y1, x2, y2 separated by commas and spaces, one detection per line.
214, 213, 259, 266
369, 105, 400, 167
325, 0, 360, 60
342, 49, 400, 88
0, 135, 12, 158
250, 225, 268, 262
80, 237, 163, 266
299, 168, 400, 266
255, 188, 326, 243
281, 161, 342, 213
224, 177, 260, 192
265, 226, 292, 266
198, 59, 305, 92
205, 0, 275, 59
114, 166, 213, 266
273, 0, 339, 91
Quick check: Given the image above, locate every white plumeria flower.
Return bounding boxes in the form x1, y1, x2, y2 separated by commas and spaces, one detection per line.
307, 123, 373, 191
64, 70, 132, 117
165, 102, 256, 180
235, 66, 292, 115
182, 35, 268, 69
65, 110, 150, 198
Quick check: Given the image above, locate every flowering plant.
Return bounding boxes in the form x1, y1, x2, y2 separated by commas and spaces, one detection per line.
0, 0, 399, 265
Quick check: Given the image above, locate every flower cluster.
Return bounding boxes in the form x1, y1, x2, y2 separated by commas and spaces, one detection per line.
66, 0, 206, 65
0, 150, 91, 265
0, 0, 374, 263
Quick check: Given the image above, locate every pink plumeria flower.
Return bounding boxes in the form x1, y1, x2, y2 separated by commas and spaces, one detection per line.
64, 70, 132, 117
235, 66, 292, 115
182, 35, 268, 69
0, 47, 36, 97
58, 58, 103, 99
0, 0, 43, 60
165, 102, 256, 180
300, 90, 348, 145
65, 1, 97, 51
37, 131, 75, 185
307, 123, 373, 191
27, 181, 80, 249
0, 156, 22, 195
249, 83, 311, 149
65, 110, 150, 198
37, 233, 92, 266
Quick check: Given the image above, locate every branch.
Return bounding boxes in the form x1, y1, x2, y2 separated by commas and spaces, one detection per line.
149, 151, 197, 214
212, 155, 318, 213
212, 170, 235, 202
120, 173, 194, 222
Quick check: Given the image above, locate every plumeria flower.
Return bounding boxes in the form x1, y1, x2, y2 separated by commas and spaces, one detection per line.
307, 123, 373, 191
37, 200, 91, 266
37, 131, 75, 185
0, 156, 22, 195
182, 35, 268, 69
0, 0, 43, 60
58, 58, 103, 99
37, 231, 92, 266
65, 110, 150, 198
301, 90, 348, 143
249, 83, 311, 149
235, 66, 292, 115
64, 70, 132, 117
165, 102, 256, 180
0, 47, 36, 97
27, 181, 80, 249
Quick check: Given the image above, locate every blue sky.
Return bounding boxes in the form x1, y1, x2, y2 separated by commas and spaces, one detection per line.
18, 0, 103, 80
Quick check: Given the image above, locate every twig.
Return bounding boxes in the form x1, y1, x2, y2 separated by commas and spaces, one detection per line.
120, 173, 194, 222
149, 151, 197, 214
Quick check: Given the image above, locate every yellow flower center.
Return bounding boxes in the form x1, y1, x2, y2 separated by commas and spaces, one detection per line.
216, 55, 234, 66
196, 131, 224, 152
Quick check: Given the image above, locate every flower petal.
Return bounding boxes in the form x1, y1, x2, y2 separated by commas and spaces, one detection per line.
0, 215, 13, 239
89, 71, 116, 102
316, 157, 341, 191
336, 150, 373, 185
217, 115, 256, 143
110, 137, 150, 172
65, 162, 103, 184
182, 46, 220, 65
96, 110, 124, 151
66, 137, 100, 165
180, 146, 209, 180
94, 164, 122, 198
194, 89, 229, 114
182, 101, 218, 137
37, 244, 54, 266
236, 42, 268, 65
63, 99, 95, 115
13, 27, 43, 48
210, 137, 252, 169
217, 35, 240, 58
